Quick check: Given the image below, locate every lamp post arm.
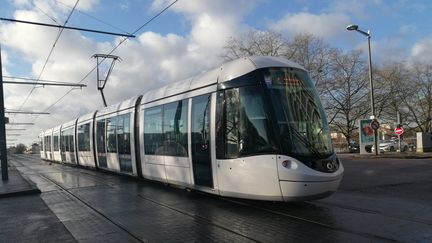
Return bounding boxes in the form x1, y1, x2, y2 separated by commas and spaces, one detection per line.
355, 29, 370, 37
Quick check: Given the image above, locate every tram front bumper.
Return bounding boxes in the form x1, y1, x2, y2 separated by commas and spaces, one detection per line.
279, 178, 342, 202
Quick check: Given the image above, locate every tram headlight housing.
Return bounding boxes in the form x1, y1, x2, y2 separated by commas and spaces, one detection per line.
282, 160, 298, 170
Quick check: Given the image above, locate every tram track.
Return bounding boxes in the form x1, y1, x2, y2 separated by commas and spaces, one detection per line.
38, 173, 145, 243
63, 166, 398, 243
218, 197, 401, 243
9, 155, 409, 242
11, 155, 143, 242
55, 166, 393, 242
60, 175, 261, 242
41, 173, 261, 242
15, 156, 261, 242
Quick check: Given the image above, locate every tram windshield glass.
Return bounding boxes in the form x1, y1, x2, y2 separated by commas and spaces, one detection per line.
217, 67, 333, 159
264, 67, 333, 158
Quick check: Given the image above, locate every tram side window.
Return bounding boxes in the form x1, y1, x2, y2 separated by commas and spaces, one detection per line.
144, 101, 188, 157
162, 100, 188, 156
78, 123, 91, 151
107, 117, 117, 153
117, 114, 131, 155
218, 87, 276, 159
96, 120, 106, 153
144, 106, 163, 155
225, 89, 240, 158
66, 129, 72, 152
62, 128, 73, 152
45, 136, 51, 152
69, 131, 75, 152
53, 132, 59, 151
60, 132, 65, 152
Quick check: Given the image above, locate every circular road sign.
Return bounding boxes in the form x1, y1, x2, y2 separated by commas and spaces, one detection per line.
395, 127, 404, 135
370, 119, 380, 130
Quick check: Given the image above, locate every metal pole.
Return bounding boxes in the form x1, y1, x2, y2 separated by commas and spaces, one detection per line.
0, 45, 9, 180
99, 89, 107, 107
367, 34, 375, 117
366, 33, 378, 155
397, 111, 401, 153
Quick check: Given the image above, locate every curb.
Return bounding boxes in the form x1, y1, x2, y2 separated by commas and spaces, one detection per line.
338, 153, 432, 160
0, 187, 41, 198
0, 164, 42, 198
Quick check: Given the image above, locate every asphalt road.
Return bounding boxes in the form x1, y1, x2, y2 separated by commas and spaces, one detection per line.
6, 154, 432, 242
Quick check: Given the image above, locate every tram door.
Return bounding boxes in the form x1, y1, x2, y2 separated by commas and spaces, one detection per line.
96, 120, 107, 168
191, 94, 213, 188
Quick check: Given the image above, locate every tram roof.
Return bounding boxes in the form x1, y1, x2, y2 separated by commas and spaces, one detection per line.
61, 119, 77, 130
141, 56, 305, 104
77, 111, 96, 124
96, 95, 141, 118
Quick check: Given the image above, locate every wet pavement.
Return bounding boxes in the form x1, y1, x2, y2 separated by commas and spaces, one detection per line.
1, 154, 432, 242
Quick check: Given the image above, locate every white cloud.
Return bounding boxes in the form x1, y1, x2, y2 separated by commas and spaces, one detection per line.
151, 0, 256, 18
1, 0, 259, 145
12, 0, 32, 7
329, 0, 383, 20
411, 36, 432, 63
399, 24, 417, 35
269, 12, 351, 40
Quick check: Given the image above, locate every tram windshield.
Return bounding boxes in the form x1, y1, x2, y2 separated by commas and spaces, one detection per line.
217, 67, 333, 160
264, 67, 333, 158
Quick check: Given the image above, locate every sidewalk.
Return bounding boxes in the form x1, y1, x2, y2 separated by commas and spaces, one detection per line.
0, 163, 76, 242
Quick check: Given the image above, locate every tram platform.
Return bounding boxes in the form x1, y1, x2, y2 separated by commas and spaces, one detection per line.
0, 163, 75, 242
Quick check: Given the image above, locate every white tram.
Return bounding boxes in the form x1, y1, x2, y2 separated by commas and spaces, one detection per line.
39, 56, 344, 201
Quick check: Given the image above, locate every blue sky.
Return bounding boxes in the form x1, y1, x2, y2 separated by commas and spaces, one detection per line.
1, 0, 432, 145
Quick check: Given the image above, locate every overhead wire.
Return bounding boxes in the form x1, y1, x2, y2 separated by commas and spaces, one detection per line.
11, 0, 80, 125
54, 0, 132, 35
34, 3, 61, 25
35, 0, 179, 119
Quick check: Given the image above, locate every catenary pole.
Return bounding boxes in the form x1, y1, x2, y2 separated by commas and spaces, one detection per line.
0, 45, 8, 180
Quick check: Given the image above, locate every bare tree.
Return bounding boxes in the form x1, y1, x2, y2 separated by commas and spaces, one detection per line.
223, 30, 289, 60
15, 143, 27, 154
374, 62, 411, 124
323, 49, 369, 145
286, 33, 336, 89
222, 30, 432, 144
403, 63, 432, 132
223, 31, 336, 93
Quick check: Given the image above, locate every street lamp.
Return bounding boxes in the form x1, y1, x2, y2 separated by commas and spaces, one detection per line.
347, 24, 379, 155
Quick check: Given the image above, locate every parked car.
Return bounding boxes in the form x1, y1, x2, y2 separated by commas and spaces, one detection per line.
372, 139, 409, 153
348, 142, 360, 153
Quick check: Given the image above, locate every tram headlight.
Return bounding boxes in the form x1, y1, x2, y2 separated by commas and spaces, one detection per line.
282, 160, 298, 170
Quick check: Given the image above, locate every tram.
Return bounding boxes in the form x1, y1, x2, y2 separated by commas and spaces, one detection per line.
39, 56, 343, 201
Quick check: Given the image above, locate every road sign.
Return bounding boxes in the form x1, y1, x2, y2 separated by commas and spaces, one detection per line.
395, 127, 404, 135
370, 119, 380, 130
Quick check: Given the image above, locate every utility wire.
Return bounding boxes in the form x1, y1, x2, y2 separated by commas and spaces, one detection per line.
37, 0, 179, 118
3, 75, 78, 84
34, 3, 60, 25
54, 0, 131, 35
3, 75, 86, 87
12, 0, 80, 125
